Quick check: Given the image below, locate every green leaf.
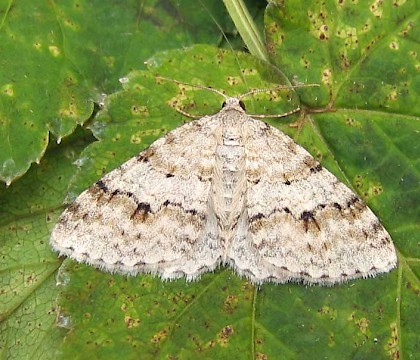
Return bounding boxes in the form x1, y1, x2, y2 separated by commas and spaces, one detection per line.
265, 0, 420, 112
1, 1, 419, 359
0, 128, 94, 359
0, 0, 238, 185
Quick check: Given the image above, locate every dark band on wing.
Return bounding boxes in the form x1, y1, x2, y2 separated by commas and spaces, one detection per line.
86, 181, 205, 222
249, 197, 368, 232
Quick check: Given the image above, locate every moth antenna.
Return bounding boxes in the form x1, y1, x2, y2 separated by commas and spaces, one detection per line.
156, 76, 229, 100
238, 83, 320, 100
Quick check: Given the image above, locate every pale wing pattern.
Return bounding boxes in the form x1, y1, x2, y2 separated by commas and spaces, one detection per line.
229, 118, 397, 285
50, 116, 221, 280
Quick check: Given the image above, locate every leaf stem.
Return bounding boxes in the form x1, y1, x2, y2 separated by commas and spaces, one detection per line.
223, 0, 269, 63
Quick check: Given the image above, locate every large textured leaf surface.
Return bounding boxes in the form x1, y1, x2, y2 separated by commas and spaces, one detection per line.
0, 0, 234, 185
0, 129, 95, 359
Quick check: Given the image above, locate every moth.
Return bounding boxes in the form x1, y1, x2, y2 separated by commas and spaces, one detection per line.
50, 81, 397, 285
